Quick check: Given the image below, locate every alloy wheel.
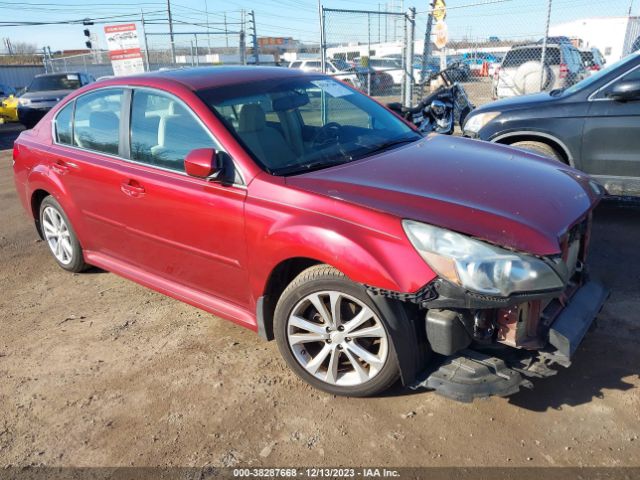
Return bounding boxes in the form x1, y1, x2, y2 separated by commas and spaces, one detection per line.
42, 206, 74, 265
286, 290, 389, 387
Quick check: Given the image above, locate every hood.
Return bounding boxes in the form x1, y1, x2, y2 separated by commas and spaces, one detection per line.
286, 135, 601, 256
21, 89, 73, 102
474, 92, 556, 114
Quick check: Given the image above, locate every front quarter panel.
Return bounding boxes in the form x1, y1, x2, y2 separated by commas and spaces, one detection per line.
475, 98, 589, 167
245, 173, 437, 301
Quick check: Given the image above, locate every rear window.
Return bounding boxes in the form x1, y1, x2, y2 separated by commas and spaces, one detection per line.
502, 47, 561, 68
581, 51, 596, 67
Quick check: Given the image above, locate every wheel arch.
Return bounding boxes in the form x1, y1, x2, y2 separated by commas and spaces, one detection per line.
257, 256, 323, 341
31, 188, 51, 239
492, 131, 574, 167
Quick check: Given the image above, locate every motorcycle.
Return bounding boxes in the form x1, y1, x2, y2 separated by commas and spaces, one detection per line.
387, 62, 474, 135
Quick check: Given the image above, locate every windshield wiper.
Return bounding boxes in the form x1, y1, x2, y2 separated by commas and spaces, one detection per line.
355, 136, 418, 160
273, 156, 353, 176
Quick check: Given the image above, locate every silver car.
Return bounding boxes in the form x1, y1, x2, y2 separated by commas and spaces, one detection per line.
493, 43, 588, 99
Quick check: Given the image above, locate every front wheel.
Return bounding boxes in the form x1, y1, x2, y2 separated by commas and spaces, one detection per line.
274, 265, 400, 397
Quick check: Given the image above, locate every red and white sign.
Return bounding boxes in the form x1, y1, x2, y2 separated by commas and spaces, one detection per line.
104, 23, 145, 77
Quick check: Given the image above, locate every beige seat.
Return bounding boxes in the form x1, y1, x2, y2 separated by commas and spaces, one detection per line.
236, 104, 297, 168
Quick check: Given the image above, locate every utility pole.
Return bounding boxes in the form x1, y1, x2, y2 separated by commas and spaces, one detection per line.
204, 0, 212, 54
167, 0, 176, 64
249, 10, 259, 65
420, 0, 434, 91
629, 0, 634, 15
224, 13, 229, 48
239, 9, 246, 65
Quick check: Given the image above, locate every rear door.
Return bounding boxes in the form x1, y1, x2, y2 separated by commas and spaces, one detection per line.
583, 65, 640, 182
49, 87, 132, 256
114, 88, 251, 307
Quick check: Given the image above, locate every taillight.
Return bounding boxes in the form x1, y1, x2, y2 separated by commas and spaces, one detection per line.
12, 143, 19, 163
559, 63, 569, 78
589, 65, 600, 71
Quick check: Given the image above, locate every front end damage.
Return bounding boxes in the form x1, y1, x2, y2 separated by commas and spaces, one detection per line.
375, 216, 609, 402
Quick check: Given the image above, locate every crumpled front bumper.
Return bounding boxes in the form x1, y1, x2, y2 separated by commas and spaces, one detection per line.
547, 279, 609, 365
412, 279, 609, 402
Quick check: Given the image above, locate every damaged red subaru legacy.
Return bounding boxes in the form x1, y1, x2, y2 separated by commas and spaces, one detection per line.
13, 67, 608, 401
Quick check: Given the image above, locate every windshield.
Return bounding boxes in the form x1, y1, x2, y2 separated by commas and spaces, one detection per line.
199, 77, 420, 176
564, 53, 640, 95
28, 74, 81, 92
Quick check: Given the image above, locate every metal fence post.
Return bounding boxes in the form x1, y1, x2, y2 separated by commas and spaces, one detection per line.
141, 9, 151, 71
540, 0, 553, 91
404, 8, 416, 107
194, 34, 200, 66
319, 2, 327, 73
367, 12, 371, 95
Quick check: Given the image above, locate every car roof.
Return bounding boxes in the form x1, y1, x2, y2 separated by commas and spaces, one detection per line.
101, 66, 307, 91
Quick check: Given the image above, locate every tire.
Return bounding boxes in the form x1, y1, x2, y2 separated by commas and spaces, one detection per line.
510, 141, 564, 162
274, 264, 400, 397
39, 196, 89, 273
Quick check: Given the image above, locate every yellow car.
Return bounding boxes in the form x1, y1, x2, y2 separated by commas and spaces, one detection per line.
0, 95, 19, 123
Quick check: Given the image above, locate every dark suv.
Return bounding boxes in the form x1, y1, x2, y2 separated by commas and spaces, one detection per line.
465, 52, 640, 197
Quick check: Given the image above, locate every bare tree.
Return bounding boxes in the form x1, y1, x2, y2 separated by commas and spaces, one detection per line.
11, 41, 38, 55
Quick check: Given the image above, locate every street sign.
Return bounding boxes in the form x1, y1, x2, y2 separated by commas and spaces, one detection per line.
434, 20, 448, 49
104, 24, 145, 76
433, 0, 447, 22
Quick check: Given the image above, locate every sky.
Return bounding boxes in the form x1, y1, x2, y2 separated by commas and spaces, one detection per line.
0, 0, 637, 52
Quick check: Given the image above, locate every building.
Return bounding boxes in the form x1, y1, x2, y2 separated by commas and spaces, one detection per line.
549, 16, 640, 64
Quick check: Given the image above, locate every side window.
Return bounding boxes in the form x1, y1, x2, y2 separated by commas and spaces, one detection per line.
73, 89, 123, 155
54, 101, 74, 145
130, 90, 216, 171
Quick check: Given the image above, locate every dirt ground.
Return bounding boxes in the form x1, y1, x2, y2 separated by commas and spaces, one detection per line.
0, 125, 639, 469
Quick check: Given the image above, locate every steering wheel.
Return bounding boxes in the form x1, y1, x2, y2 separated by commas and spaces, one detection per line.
311, 122, 342, 148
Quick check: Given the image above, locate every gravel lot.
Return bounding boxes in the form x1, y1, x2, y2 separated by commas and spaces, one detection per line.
0, 125, 639, 469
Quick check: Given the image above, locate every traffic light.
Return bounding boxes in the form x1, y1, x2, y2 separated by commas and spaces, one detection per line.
84, 28, 92, 49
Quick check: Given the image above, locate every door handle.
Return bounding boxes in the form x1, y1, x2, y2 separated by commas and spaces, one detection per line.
120, 179, 146, 198
50, 159, 76, 175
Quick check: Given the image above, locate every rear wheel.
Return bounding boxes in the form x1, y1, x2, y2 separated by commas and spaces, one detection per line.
510, 140, 564, 162
39, 196, 89, 273
274, 265, 400, 397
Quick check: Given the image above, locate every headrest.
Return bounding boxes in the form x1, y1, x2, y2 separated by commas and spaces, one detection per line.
89, 111, 119, 131
238, 104, 266, 133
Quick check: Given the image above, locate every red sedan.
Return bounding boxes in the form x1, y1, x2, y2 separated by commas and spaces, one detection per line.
12, 67, 607, 400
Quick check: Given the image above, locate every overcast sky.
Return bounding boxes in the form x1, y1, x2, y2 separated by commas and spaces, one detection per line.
1, 0, 637, 52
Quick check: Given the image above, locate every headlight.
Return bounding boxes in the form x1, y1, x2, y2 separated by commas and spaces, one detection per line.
18, 98, 31, 106
403, 220, 564, 297
463, 111, 501, 133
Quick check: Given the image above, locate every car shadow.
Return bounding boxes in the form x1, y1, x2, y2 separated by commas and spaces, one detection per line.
382, 200, 640, 409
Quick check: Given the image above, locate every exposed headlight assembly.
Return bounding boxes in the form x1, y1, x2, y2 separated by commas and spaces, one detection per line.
18, 98, 31, 106
403, 220, 564, 297
463, 111, 500, 133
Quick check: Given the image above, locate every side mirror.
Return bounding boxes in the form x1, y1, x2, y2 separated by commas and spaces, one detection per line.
606, 80, 640, 102
184, 148, 220, 179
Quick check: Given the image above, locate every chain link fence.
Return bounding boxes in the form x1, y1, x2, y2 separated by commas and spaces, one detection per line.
321, 7, 417, 105
39, 0, 640, 112
321, 0, 640, 109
